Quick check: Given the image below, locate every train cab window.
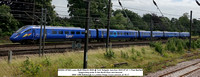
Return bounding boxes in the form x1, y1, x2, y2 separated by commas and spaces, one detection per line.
71, 31, 75, 34
77, 31, 80, 34
24, 29, 31, 33
81, 32, 85, 34
65, 31, 69, 34
59, 31, 63, 34
52, 31, 57, 34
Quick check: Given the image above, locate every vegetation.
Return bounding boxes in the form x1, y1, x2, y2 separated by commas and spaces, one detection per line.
0, 42, 199, 76
150, 41, 163, 55
1, 1, 200, 41
104, 49, 115, 59
0, 5, 19, 37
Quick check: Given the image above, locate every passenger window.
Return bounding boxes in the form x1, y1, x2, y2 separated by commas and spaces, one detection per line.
52, 30, 57, 34
59, 31, 63, 34
114, 32, 116, 35
71, 31, 75, 34
127, 33, 128, 35
65, 31, 69, 34
82, 32, 85, 34
77, 31, 80, 34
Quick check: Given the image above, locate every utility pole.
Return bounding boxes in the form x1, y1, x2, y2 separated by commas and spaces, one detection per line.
83, 0, 90, 69
106, 0, 111, 52
39, 8, 44, 57
150, 16, 153, 42
189, 11, 192, 50
42, 8, 47, 56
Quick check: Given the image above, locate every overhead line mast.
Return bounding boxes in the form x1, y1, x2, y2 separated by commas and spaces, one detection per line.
106, 0, 111, 52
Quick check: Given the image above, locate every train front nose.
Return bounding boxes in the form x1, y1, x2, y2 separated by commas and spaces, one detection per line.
10, 33, 19, 43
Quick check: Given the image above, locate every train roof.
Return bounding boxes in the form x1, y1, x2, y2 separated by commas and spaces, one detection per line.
26, 25, 97, 30
98, 29, 138, 32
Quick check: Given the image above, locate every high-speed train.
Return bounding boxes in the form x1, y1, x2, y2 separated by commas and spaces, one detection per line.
10, 25, 190, 44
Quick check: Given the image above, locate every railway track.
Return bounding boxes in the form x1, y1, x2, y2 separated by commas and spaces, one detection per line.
159, 61, 200, 77
0, 40, 166, 56
0, 38, 197, 57
145, 58, 200, 77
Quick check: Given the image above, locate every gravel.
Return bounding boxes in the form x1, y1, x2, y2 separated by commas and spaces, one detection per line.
145, 59, 200, 77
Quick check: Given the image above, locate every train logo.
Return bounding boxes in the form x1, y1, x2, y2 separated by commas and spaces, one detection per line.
66, 35, 73, 38
23, 33, 31, 38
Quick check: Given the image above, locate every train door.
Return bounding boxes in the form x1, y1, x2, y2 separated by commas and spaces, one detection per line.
32, 29, 35, 40
135, 32, 137, 38
101, 31, 104, 38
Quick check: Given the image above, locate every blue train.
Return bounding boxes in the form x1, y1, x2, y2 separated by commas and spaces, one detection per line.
10, 25, 190, 44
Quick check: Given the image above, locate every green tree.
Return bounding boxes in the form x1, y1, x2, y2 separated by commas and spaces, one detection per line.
113, 9, 147, 30
110, 12, 127, 29
35, 0, 57, 25
178, 13, 190, 32
0, 5, 19, 36
67, 0, 108, 28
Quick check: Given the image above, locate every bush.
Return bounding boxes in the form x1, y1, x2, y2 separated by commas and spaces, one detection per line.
104, 49, 115, 58
150, 41, 163, 55
131, 47, 136, 54
131, 55, 137, 61
166, 38, 176, 52
149, 42, 156, 47
20, 58, 41, 76
42, 57, 51, 67
141, 48, 146, 54
121, 50, 129, 59
136, 51, 141, 56
191, 40, 197, 49
196, 39, 200, 48
166, 38, 186, 53
176, 40, 184, 53
153, 42, 163, 55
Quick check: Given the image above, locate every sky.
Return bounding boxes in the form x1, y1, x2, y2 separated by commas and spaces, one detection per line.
52, 0, 200, 19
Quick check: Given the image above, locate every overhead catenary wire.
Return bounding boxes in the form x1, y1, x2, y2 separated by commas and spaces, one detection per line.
118, 0, 134, 28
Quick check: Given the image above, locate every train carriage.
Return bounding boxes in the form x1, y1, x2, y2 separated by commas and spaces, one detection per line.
98, 29, 138, 41
179, 32, 190, 38
152, 31, 164, 38
139, 31, 151, 38
164, 31, 179, 38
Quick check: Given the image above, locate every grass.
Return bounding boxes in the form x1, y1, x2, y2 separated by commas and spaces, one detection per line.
0, 38, 200, 76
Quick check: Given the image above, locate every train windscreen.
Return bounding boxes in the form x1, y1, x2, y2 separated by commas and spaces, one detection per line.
15, 26, 29, 33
